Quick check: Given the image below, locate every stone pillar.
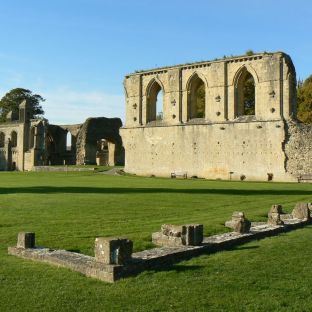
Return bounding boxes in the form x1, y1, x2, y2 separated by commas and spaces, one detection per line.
183, 224, 204, 246
17, 232, 35, 249
94, 237, 133, 265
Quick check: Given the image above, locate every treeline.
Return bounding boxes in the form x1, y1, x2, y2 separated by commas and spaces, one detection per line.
297, 75, 312, 123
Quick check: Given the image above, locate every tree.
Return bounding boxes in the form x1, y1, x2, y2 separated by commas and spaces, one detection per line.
243, 74, 255, 115
297, 75, 312, 123
245, 49, 254, 56
0, 88, 45, 121
196, 83, 205, 118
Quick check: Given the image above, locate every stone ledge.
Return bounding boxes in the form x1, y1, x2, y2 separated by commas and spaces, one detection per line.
7, 247, 123, 283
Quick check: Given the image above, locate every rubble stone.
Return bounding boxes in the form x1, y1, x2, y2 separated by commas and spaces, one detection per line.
292, 203, 311, 220
225, 212, 251, 233
152, 224, 203, 247
268, 204, 284, 225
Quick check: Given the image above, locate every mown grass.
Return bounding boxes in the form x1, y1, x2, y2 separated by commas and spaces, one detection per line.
0, 172, 312, 311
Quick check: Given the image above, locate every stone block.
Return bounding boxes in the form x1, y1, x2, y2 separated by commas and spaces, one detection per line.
152, 224, 204, 247
17, 232, 35, 249
268, 204, 284, 225
94, 237, 133, 265
161, 224, 183, 237
225, 212, 251, 233
183, 224, 203, 246
292, 203, 311, 220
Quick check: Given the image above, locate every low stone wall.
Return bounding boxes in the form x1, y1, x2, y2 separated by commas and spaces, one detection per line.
8, 203, 312, 283
8, 219, 308, 283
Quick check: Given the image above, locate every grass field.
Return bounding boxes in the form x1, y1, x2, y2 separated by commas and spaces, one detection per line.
1, 171, 312, 311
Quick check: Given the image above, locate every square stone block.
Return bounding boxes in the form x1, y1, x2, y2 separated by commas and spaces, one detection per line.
183, 224, 203, 246
17, 232, 35, 249
95, 237, 133, 265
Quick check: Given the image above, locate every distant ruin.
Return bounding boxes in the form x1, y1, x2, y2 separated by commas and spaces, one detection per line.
0, 100, 124, 171
121, 51, 312, 182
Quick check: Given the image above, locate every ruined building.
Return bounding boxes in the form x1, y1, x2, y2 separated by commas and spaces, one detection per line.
121, 51, 310, 182
0, 100, 124, 170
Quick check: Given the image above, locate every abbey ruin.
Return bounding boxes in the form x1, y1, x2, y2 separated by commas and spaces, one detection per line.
1, 51, 311, 181
0, 100, 124, 171
121, 51, 312, 182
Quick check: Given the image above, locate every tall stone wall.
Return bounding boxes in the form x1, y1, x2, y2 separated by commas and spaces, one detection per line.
123, 120, 292, 181
121, 52, 298, 182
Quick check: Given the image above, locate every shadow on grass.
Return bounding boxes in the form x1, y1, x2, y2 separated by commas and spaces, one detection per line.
144, 264, 204, 274
229, 245, 259, 251
66, 249, 81, 253
0, 186, 311, 196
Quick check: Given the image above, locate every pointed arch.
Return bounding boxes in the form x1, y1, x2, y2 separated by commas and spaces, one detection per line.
186, 72, 207, 120
232, 64, 259, 87
233, 66, 257, 117
145, 77, 165, 96
146, 78, 164, 122
186, 71, 208, 91
11, 131, 17, 147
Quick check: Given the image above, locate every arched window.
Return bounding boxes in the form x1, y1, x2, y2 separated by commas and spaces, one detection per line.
188, 74, 206, 119
11, 131, 17, 147
29, 127, 35, 149
0, 132, 5, 148
66, 131, 72, 151
235, 68, 256, 117
147, 80, 163, 122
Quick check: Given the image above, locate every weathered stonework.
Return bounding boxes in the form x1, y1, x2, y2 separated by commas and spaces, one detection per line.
292, 202, 311, 220
120, 52, 304, 182
8, 205, 311, 283
268, 204, 284, 225
17, 232, 35, 249
75, 117, 124, 166
152, 224, 203, 247
0, 100, 50, 171
284, 121, 312, 177
94, 237, 133, 265
0, 103, 124, 171
225, 211, 251, 233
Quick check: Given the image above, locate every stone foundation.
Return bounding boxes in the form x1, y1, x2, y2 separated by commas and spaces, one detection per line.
8, 203, 311, 283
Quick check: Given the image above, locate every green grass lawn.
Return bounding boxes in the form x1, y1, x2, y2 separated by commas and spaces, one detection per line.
0, 172, 312, 311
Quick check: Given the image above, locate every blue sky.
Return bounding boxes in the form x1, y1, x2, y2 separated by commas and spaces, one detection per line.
0, 0, 311, 124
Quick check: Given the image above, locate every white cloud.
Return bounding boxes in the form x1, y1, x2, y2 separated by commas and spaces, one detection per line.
40, 88, 125, 125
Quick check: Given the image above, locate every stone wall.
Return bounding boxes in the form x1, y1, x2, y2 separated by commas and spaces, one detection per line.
0, 101, 47, 171
0, 100, 125, 170
122, 119, 293, 181
121, 52, 298, 182
285, 121, 312, 176
76, 117, 124, 165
